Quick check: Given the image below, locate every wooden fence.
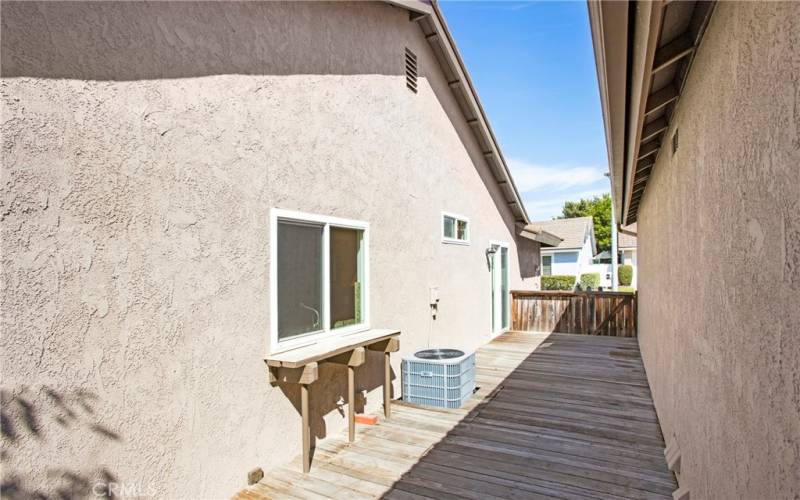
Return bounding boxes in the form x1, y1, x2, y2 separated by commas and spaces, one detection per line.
511, 290, 637, 337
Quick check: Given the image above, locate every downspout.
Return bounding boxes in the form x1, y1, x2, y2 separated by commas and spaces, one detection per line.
611, 207, 619, 291
606, 172, 619, 291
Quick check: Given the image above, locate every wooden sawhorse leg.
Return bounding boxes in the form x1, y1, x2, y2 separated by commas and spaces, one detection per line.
368, 337, 400, 419
300, 383, 311, 472
347, 364, 356, 441
324, 347, 365, 443
384, 351, 391, 419
268, 362, 319, 473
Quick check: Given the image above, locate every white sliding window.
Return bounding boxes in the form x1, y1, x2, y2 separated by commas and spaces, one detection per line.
270, 209, 369, 352
441, 212, 470, 245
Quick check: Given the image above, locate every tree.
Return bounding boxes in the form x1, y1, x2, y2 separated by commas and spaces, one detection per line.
556, 193, 612, 253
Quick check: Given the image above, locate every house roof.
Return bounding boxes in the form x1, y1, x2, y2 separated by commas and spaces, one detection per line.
530, 217, 595, 251
386, 0, 532, 226
618, 232, 636, 249
587, 1, 716, 226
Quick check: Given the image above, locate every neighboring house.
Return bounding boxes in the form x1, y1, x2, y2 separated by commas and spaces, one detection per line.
531, 217, 597, 285
0, 2, 559, 498
617, 227, 637, 287
617, 228, 637, 267
592, 225, 637, 288
590, 1, 799, 499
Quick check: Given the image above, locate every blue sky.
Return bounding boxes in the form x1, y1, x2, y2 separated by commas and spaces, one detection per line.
439, 1, 609, 221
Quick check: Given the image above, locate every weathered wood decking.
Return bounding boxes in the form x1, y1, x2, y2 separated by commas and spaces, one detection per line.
236, 331, 676, 499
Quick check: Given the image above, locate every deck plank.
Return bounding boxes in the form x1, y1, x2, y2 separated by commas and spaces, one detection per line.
234, 331, 677, 500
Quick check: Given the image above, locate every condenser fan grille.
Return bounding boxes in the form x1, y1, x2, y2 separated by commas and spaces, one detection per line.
414, 349, 465, 360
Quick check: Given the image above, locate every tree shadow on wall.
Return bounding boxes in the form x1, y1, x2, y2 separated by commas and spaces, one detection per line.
1, 387, 122, 500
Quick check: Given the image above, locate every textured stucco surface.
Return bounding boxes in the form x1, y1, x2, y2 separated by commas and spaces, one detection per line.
0, 2, 538, 498
636, 3, 800, 498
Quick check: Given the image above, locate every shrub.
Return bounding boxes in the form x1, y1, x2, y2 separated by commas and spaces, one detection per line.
579, 273, 601, 290
541, 275, 576, 291
618, 265, 633, 286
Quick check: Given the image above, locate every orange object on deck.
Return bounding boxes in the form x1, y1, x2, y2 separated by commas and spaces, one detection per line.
354, 414, 378, 425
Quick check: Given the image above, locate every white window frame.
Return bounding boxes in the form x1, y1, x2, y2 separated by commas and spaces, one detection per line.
441, 211, 470, 245
270, 208, 370, 354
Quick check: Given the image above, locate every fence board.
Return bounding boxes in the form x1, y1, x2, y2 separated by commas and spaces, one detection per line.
511, 290, 637, 337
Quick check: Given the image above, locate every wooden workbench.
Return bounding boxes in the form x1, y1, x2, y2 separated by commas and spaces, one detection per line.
265, 328, 400, 473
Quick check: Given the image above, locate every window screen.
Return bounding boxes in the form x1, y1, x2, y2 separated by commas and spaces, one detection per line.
277, 221, 324, 340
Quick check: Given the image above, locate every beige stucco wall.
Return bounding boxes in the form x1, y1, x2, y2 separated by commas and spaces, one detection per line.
636, 2, 800, 498
0, 2, 539, 498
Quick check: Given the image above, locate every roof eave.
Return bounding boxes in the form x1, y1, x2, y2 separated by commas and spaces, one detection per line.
587, 0, 630, 224
589, 1, 665, 227
588, 0, 716, 226
384, 0, 433, 17
388, 0, 531, 224
429, 1, 530, 223
519, 225, 563, 247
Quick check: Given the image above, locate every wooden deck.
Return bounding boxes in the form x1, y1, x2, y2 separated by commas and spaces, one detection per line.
236, 331, 677, 499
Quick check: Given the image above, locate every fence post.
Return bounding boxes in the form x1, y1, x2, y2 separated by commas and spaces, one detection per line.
581, 294, 588, 335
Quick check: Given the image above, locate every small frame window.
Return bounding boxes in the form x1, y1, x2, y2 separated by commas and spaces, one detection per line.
441, 212, 470, 245
270, 209, 369, 352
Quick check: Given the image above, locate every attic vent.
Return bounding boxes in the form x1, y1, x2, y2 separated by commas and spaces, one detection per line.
405, 48, 418, 93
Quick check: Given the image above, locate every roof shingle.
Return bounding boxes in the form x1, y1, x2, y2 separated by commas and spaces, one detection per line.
618, 223, 637, 248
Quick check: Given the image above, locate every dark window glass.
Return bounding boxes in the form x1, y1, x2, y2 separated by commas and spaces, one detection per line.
330, 227, 364, 329
443, 216, 455, 238
277, 221, 323, 340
